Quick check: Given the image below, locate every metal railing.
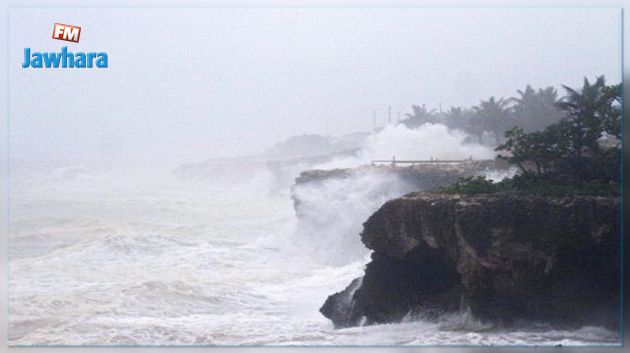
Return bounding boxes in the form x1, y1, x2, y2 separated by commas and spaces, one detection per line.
371, 156, 491, 167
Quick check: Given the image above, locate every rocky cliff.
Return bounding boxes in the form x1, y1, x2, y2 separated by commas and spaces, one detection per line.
293, 161, 503, 211
321, 192, 620, 329
290, 161, 507, 265
295, 160, 501, 187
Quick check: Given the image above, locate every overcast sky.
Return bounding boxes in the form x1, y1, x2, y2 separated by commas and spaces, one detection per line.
9, 8, 621, 168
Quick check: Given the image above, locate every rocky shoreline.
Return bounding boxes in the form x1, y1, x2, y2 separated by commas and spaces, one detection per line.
321, 192, 620, 330
295, 160, 501, 187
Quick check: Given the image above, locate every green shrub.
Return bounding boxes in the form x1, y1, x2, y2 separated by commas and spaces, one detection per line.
440, 173, 619, 197
440, 176, 502, 194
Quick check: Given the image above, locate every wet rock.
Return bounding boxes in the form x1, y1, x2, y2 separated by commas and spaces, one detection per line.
295, 160, 500, 187
322, 192, 620, 329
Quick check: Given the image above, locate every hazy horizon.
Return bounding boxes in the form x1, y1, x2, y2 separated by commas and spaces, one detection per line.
7, 7, 623, 347
9, 8, 622, 170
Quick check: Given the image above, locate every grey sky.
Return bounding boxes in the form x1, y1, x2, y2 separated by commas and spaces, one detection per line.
9, 8, 621, 168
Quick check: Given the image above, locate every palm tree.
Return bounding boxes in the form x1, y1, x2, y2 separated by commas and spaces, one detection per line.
511, 85, 562, 132
401, 104, 439, 128
472, 96, 511, 144
555, 76, 619, 158
443, 106, 467, 131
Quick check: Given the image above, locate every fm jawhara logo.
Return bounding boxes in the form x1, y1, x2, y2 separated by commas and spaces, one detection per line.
22, 23, 108, 69
52, 23, 81, 43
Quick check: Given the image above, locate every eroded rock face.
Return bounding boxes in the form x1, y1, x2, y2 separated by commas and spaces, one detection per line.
321, 193, 620, 329
293, 161, 502, 216
291, 161, 508, 266
295, 161, 500, 188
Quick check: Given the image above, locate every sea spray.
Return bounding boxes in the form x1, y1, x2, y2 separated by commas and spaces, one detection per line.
9, 161, 620, 345
311, 123, 496, 170
480, 166, 519, 182
11, 125, 614, 345
290, 123, 497, 265
362, 123, 495, 162
291, 170, 417, 265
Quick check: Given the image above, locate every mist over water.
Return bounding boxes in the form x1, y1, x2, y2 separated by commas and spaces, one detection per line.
310, 124, 495, 170
7, 6, 622, 346
277, 123, 498, 267
292, 171, 415, 266
8, 124, 619, 346
364, 124, 495, 161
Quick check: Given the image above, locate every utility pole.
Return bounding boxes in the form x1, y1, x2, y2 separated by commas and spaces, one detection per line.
397, 111, 400, 125
388, 106, 392, 125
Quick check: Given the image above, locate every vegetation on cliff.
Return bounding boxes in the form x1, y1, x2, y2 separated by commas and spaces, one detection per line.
441, 76, 621, 196
321, 75, 621, 331
401, 84, 564, 143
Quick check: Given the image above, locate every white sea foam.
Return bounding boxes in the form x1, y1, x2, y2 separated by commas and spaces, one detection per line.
291, 170, 416, 265
8, 125, 619, 346
362, 123, 495, 162
312, 123, 495, 170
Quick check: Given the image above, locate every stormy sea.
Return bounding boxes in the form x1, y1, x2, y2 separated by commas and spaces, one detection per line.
8, 125, 620, 346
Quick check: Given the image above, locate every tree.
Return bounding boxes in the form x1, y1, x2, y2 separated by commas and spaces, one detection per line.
497, 76, 621, 184
497, 124, 569, 175
401, 104, 439, 128
555, 76, 620, 159
601, 83, 622, 139
466, 112, 486, 144
510, 85, 563, 132
443, 106, 473, 132
472, 96, 511, 144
